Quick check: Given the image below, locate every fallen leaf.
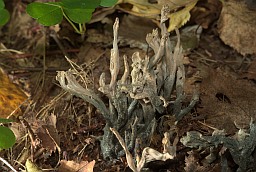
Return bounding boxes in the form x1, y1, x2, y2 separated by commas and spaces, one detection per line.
168, 0, 197, 32
0, 68, 27, 118
242, 58, 256, 81
58, 160, 95, 172
116, 14, 160, 51
184, 151, 206, 172
198, 67, 256, 134
116, 0, 198, 32
218, 1, 256, 55
25, 159, 43, 172
35, 123, 60, 153
191, 0, 222, 29
47, 113, 57, 128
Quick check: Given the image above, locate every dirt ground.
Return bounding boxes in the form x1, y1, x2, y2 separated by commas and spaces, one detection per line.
0, 0, 256, 172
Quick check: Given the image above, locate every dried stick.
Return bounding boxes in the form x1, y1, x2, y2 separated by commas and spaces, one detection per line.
0, 157, 17, 172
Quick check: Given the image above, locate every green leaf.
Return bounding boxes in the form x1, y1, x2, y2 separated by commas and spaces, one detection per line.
0, 118, 14, 124
100, 0, 118, 7
26, 2, 63, 26
64, 8, 94, 23
61, 0, 101, 9
0, 8, 10, 26
0, 126, 15, 149
0, 0, 5, 9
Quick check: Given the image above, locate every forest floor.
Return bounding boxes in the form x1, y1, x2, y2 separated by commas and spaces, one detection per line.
0, 0, 256, 172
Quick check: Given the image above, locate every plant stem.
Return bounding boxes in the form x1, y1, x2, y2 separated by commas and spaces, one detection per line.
61, 9, 81, 34
79, 23, 83, 33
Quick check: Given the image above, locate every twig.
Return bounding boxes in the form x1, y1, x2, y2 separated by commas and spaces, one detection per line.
50, 31, 70, 59
7, 67, 69, 73
7, 98, 30, 119
19, 116, 41, 161
0, 49, 24, 54
0, 157, 17, 172
11, 49, 80, 59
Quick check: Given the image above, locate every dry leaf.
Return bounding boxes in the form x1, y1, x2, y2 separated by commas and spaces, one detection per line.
35, 124, 60, 153
191, 0, 222, 29
25, 159, 43, 172
218, 1, 256, 55
47, 113, 57, 128
119, 15, 157, 48
58, 160, 95, 172
184, 151, 206, 172
30, 114, 60, 153
198, 68, 256, 134
116, 0, 198, 31
243, 59, 256, 80
168, 0, 197, 32
0, 68, 27, 118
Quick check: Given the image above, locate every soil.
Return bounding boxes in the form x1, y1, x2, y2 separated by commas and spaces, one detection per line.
0, 0, 256, 172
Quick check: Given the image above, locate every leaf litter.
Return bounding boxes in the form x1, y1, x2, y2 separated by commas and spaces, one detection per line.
0, 0, 256, 171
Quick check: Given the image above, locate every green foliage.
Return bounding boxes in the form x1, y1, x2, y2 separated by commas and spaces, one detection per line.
61, 0, 101, 9
0, 0, 10, 26
26, 0, 117, 34
100, 0, 118, 7
26, 2, 63, 26
0, 118, 13, 123
0, 118, 15, 149
63, 8, 94, 24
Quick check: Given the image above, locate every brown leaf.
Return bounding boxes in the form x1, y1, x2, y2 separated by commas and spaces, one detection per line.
119, 15, 157, 49
0, 68, 27, 118
35, 124, 60, 153
191, 0, 222, 29
242, 59, 256, 80
184, 151, 206, 172
218, 1, 256, 55
58, 160, 95, 172
47, 113, 57, 128
198, 68, 256, 134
